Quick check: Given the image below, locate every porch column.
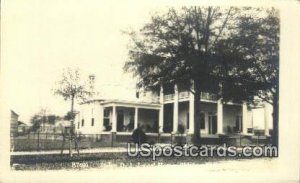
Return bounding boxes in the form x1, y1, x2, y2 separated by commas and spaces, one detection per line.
242, 102, 248, 134
188, 82, 195, 134
264, 102, 269, 136
217, 99, 223, 134
173, 84, 179, 133
111, 105, 117, 132
159, 85, 164, 133
134, 107, 138, 129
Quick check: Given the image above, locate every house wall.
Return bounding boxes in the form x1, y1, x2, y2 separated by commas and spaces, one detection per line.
177, 102, 243, 134
252, 108, 265, 129
10, 111, 19, 137
76, 102, 103, 134
252, 104, 273, 130
138, 90, 159, 103
76, 100, 249, 135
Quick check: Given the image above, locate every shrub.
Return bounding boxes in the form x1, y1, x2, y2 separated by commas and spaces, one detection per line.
177, 124, 185, 134
247, 128, 253, 133
269, 129, 273, 136
227, 126, 233, 134
104, 124, 112, 131
177, 124, 186, 146
145, 124, 152, 132
127, 121, 134, 131
132, 128, 147, 145
253, 129, 265, 136
152, 121, 159, 133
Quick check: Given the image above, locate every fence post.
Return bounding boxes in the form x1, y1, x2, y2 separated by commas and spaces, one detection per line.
61, 132, 65, 155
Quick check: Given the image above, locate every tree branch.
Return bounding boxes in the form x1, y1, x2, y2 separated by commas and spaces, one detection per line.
208, 7, 233, 52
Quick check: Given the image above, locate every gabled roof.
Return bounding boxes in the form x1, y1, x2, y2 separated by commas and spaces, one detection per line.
11, 110, 19, 116
80, 98, 160, 109
79, 99, 105, 105
18, 121, 27, 126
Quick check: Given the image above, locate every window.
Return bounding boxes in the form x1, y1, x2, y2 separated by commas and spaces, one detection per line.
104, 119, 110, 126
186, 112, 189, 129
208, 115, 217, 134
128, 111, 135, 131
104, 109, 110, 118
77, 122, 80, 129
235, 116, 242, 132
103, 109, 111, 131
91, 118, 94, 126
103, 109, 110, 125
200, 113, 205, 129
81, 119, 84, 127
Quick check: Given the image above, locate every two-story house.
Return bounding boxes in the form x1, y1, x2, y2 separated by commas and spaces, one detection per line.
75, 83, 272, 144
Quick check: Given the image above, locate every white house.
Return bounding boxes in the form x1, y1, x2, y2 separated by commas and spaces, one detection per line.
75, 83, 272, 143
10, 110, 19, 137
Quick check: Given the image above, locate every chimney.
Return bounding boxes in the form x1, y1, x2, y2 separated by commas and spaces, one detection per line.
89, 74, 95, 81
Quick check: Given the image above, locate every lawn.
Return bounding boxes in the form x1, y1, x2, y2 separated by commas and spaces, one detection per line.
11, 151, 274, 171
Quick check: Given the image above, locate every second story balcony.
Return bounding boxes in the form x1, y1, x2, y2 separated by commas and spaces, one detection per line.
179, 91, 190, 99
164, 94, 175, 102
200, 92, 218, 101
163, 91, 217, 103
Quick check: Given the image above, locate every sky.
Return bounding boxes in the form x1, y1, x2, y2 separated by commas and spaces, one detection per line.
1, 0, 279, 127
2, 0, 168, 123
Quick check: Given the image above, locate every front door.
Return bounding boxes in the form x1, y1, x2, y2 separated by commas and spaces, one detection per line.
208, 115, 217, 134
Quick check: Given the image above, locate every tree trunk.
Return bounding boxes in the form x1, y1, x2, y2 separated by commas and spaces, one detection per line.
69, 95, 75, 157
272, 87, 279, 148
193, 82, 201, 145
71, 96, 74, 113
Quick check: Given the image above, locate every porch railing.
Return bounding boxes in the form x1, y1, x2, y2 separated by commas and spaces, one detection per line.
179, 91, 190, 99
151, 96, 160, 103
200, 92, 218, 101
163, 91, 217, 102
164, 94, 174, 102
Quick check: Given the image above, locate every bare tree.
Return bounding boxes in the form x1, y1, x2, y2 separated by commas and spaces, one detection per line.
53, 67, 95, 156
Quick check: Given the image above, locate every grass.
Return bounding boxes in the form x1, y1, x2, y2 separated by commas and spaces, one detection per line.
12, 138, 128, 151
11, 151, 275, 171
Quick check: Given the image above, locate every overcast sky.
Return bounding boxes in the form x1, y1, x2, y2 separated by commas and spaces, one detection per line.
2, 1, 168, 123
1, 1, 282, 128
